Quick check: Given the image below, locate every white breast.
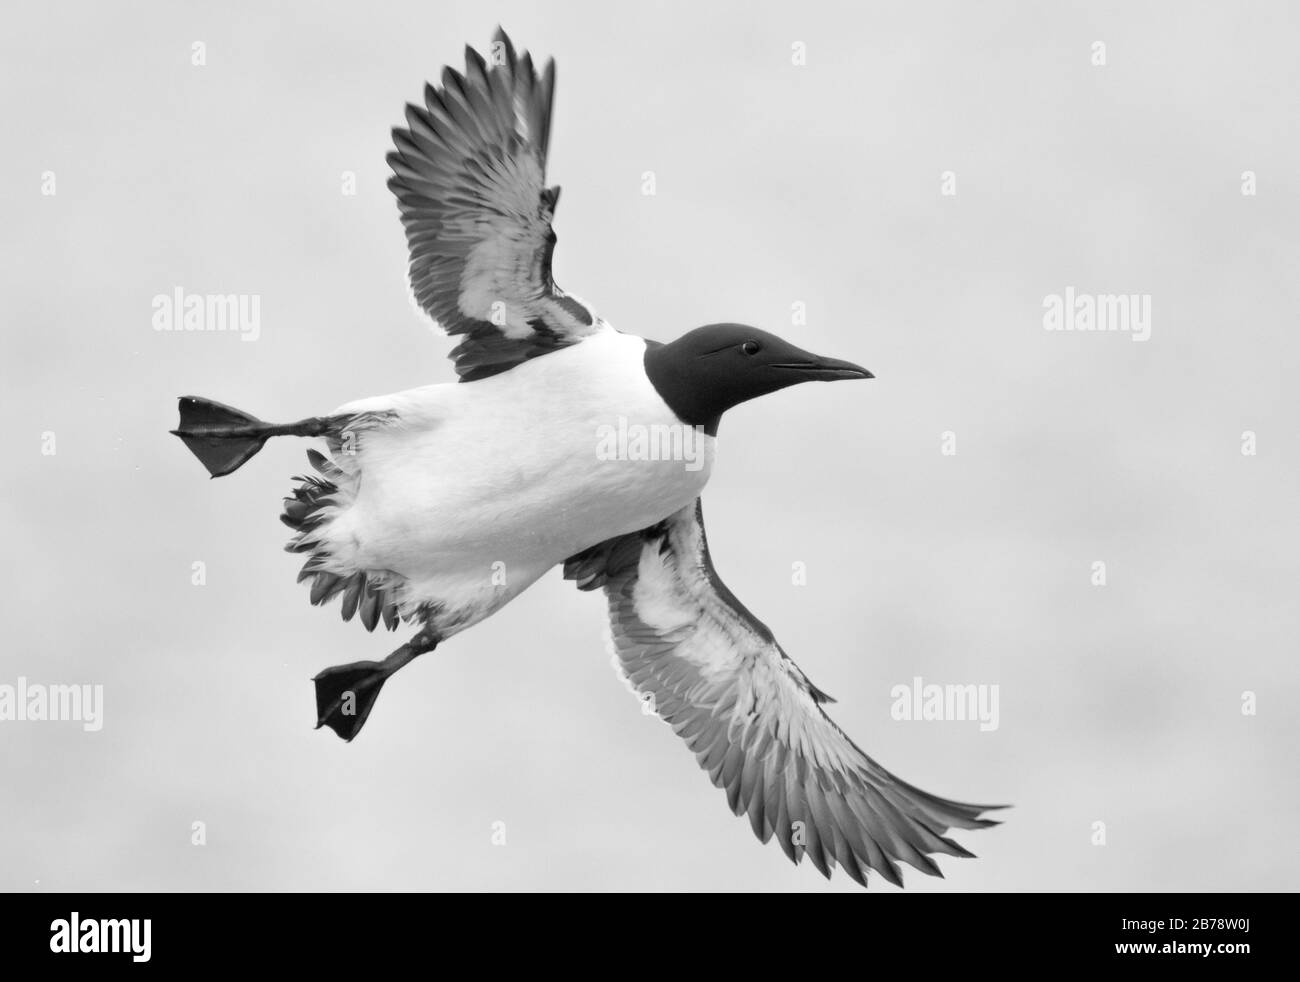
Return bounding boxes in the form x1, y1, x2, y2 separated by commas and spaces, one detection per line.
322, 330, 715, 621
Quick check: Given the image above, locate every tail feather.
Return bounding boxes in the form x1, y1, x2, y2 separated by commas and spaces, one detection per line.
281, 455, 407, 633
171, 396, 268, 478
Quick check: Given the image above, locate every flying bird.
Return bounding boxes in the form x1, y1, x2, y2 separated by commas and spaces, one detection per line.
172, 28, 1002, 887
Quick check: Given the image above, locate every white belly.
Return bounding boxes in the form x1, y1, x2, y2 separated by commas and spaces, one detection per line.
319, 331, 714, 633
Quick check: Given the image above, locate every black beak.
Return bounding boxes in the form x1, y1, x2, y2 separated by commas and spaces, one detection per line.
771, 356, 874, 381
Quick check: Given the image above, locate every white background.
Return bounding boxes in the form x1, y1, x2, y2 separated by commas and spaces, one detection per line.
2, 0, 1297, 891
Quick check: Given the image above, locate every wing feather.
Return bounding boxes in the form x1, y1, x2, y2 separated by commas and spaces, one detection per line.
387, 29, 605, 381
564, 500, 1005, 887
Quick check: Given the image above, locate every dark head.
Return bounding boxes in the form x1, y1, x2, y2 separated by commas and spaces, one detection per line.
644, 324, 872, 435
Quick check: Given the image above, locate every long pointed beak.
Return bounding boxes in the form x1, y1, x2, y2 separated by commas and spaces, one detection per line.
771, 356, 874, 381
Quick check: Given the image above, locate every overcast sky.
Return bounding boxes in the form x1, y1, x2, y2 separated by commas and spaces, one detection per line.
2, 0, 1297, 892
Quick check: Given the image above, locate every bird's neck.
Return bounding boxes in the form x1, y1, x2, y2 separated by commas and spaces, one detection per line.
643, 340, 722, 437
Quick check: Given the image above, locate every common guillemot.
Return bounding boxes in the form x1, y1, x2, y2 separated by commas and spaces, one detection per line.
172, 29, 1001, 887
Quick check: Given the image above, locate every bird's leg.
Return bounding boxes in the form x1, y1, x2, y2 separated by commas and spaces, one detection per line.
171, 395, 339, 478
260, 418, 336, 438
312, 628, 440, 742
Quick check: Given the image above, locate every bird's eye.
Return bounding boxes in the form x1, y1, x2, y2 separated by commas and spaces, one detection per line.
741, 340, 761, 356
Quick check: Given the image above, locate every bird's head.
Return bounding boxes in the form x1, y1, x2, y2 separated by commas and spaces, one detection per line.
644, 324, 872, 435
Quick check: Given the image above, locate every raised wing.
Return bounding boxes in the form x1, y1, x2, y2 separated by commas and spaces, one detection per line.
387, 29, 605, 381
565, 500, 1003, 887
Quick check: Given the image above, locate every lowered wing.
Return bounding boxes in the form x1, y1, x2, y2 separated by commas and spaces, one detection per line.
565, 500, 1004, 887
